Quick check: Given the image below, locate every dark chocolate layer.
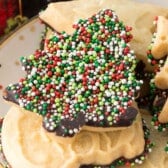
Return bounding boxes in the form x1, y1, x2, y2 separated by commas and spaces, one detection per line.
4, 87, 138, 137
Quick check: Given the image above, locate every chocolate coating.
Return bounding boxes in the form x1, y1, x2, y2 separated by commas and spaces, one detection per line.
3, 86, 19, 105
4, 86, 138, 137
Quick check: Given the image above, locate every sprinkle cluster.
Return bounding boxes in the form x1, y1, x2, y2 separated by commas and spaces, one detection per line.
6, 9, 142, 136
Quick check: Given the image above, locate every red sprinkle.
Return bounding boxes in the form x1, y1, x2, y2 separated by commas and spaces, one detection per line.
154, 16, 158, 21
125, 161, 131, 167
0, 84, 3, 90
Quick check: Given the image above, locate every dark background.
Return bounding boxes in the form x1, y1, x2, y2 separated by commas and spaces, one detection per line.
22, 0, 71, 18
0, 0, 71, 37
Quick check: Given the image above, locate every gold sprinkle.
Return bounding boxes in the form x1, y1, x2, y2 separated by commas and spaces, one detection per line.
30, 26, 35, 32
19, 35, 24, 40
15, 61, 20, 66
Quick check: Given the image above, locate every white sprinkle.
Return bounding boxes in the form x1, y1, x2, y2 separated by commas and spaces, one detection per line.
69, 130, 73, 134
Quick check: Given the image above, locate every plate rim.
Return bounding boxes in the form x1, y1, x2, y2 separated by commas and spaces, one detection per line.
0, 16, 39, 47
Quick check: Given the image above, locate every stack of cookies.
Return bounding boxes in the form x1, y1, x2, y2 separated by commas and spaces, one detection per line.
1, 0, 168, 168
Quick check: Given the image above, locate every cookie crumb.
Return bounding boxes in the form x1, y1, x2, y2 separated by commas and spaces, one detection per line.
15, 61, 20, 66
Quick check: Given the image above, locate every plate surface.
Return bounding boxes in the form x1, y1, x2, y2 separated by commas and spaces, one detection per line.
0, 18, 45, 116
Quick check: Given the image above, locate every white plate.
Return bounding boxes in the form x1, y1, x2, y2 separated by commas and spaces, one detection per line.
0, 17, 45, 116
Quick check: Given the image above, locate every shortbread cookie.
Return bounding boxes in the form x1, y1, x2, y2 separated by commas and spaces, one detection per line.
147, 16, 168, 90
146, 15, 168, 125
39, 0, 168, 70
3, 9, 142, 137
154, 56, 168, 90
151, 16, 168, 60
1, 106, 151, 168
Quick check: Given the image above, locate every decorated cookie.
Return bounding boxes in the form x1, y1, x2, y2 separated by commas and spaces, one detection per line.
1, 106, 152, 168
150, 16, 168, 60
146, 16, 168, 128
147, 16, 168, 90
39, 0, 168, 71
3, 9, 142, 137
